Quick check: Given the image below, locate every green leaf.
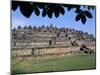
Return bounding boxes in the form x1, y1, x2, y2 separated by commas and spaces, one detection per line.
34, 8, 40, 16
84, 11, 92, 18
20, 3, 34, 18
59, 6, 65, 15
54, 8, 60, 18
47, 9, 53, 18
91, 6, 94, 10
12, 1, 19, 11
75, 13, 82, 21
42, 9, 47, 17
81, 15, 86, 24
75, 9, 82, 13
88, 6, 91, 10
67, 6, 72, 11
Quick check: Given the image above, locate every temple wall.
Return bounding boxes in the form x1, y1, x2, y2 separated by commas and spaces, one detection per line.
12, 47, 79, 56
12, 45, 96, 57
87, 45, 96, 52
11, 27, 96, 57
12, 49, 32, 56
35, 47, 80, 55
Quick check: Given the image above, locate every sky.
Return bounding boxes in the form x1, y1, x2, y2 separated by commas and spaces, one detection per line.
12, 4, 96, 37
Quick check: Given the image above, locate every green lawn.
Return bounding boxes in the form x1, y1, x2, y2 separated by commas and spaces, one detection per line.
12, 54, 96, 74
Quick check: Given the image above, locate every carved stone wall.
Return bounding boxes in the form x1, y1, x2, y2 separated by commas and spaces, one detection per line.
12, 26, 96, 57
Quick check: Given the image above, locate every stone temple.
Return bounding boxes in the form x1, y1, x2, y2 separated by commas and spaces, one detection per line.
11, 25, 96, 57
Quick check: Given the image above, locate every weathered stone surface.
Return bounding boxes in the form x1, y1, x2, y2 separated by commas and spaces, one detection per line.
12, 26, 96, 56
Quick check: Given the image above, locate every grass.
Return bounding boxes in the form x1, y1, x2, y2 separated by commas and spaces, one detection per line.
12, 54, 96, 74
